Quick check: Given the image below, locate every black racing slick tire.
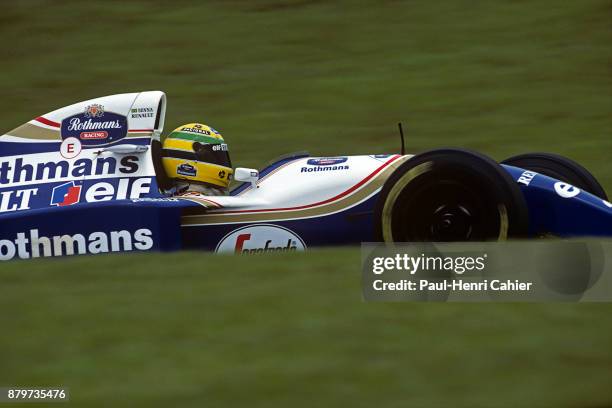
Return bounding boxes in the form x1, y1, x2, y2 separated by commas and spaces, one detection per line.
374, 149, 529, 242
501, 152, 608, 200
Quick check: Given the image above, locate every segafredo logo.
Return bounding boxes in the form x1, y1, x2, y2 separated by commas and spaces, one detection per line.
215, 224, 306, 254
0, 228, 154, 261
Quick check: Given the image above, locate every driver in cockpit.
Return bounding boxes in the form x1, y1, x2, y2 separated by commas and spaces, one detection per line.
160, 123, 233, 196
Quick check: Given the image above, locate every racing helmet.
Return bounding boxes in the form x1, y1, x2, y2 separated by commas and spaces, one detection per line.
161, 123, 233, 191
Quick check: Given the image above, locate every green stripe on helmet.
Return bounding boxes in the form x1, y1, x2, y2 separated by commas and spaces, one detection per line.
167, 131, 223, 144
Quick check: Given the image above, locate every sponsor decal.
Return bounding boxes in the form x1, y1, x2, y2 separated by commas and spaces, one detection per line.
212, 143, 228, 151
215, 224, 306, 254
302, 157, 349, 173
301, 165, 349, 173
218, 170, 226, 179
554, 182, 581, 198
84, 178, 151, 202
50, 178, 151, 205
0, 228, 154, 261
0, 155, 140, 186
183, 124, 212, 136
84, 104, 104, 118
371, 154, 392, 159
604, 200, 612, 208
307, 157, 348, 166
61, 104, 128, 146
130, 107, 155, 119
177, 163, 197, 177
60, 137, 82, 159
517, 170, 537, 186
131, 197, 180, 202
80, 131, 108, 140
0, 178, 152, 213
51, 181, 82, 206
0, 188, 38, 213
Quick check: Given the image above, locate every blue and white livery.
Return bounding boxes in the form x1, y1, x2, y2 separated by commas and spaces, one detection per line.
0, 91, 610, 260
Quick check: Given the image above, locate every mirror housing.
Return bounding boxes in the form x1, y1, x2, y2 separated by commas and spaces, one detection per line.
234, 167, 259, 188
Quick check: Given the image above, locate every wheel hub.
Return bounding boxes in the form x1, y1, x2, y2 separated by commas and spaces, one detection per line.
430, 204, 473, 241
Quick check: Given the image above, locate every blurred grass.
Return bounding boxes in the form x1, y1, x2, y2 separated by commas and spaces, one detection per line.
0, 0, 611, 406
1, 250, 612, 407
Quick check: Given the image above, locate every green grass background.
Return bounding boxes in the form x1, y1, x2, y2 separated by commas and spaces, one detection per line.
1, 0, 611, 406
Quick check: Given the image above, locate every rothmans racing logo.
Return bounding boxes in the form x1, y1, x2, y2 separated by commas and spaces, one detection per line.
61, 104, 128, 146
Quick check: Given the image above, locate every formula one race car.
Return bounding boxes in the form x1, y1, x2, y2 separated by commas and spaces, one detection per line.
0, 91, 610, 260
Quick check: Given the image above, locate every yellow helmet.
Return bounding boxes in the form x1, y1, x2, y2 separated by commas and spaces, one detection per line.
161, 123, 233, 190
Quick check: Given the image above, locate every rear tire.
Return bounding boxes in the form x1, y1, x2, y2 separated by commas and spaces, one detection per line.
374, 149, 529, 242
501, 152, 607, 200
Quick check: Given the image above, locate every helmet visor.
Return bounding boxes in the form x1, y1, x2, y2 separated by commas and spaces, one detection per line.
193, 142, 232, 168
163, 142, 232, 169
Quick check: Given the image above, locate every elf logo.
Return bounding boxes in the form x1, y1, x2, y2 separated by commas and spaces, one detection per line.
51, 181, 82, 206
48, 178, 152, 207
215, 225, 306, 254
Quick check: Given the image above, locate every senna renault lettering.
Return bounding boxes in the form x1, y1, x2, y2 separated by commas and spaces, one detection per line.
0, 91, 610, 261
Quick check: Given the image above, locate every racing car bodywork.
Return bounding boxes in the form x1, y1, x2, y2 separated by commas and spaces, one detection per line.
0, 91, 610, 260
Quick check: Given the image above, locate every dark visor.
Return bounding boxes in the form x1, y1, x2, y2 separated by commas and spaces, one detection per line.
193, 142, 232, 168
163, 142, 232, 168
